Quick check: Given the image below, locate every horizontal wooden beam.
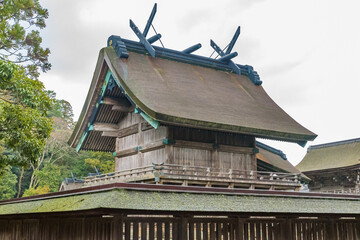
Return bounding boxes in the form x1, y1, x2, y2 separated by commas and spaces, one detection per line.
93, 123, 119, 132
111, 105, 134, 112
114, 147, 138, 158
100, 123, 139, 138
139, 140, 165, 153
102, 97, 133, 112
102, 97, 128, 106
174, 140, 213, 151
114, 140, 165, 158
173, 140, 254, 154
118, 124, 138, 138
218, 145, 254, 154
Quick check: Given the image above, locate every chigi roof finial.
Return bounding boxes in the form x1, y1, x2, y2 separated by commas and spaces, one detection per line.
108, 3, 262, 85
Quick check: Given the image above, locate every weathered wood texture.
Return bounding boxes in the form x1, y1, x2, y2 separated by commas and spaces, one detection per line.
0, 215, 359, 239
306, 169, 360, 194
115, 117, 257, 172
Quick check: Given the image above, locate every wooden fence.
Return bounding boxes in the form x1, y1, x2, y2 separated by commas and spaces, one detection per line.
0, 214, 359, 240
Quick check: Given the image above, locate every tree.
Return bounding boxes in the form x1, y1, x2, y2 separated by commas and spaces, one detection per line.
0, 166, 17, 200
22, 184, 49, 197
0, 0, 51, 78
0, 0, 52, 174
0, 60, 53, 174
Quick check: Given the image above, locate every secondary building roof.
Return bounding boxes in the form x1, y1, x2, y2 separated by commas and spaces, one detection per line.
69, 38, 316, 151
297, 138, 360, 172
1, 183, 359, 216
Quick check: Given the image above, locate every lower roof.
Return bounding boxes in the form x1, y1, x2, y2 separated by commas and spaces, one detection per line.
1, 183, 360, 216
256, 142, 308, 179
297, 138, 360, 172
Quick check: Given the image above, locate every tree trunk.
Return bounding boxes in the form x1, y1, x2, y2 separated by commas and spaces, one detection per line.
16, 167, 24, 198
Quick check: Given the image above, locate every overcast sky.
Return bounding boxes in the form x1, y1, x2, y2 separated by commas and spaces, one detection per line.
38, 0, 360, 166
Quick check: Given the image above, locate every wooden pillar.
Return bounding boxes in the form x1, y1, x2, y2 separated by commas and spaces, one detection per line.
325, 219, 337, 240
280, 218, 292, 240
236, 217, 245, 240
177, 216, 188, 240
113, 214, 122, 240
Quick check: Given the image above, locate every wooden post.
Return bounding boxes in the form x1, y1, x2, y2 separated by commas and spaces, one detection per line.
113, 214, 122, 240
325, 219, 337, 240
280, 218, 292, 240
178, 216, 188, 240
236, 217, 245, 240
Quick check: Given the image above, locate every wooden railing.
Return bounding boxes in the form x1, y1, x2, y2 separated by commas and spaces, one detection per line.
316, 188, 360, 194
84, 163, 301, 189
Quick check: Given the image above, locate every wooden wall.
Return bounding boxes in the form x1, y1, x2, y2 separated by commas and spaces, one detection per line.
307, 170, 359, 193
115, 113, 256, 172
0, 214, 359, 240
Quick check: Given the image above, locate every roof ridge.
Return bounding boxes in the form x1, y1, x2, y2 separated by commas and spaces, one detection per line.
256, 141, 287, 160
308, 137, 360, 151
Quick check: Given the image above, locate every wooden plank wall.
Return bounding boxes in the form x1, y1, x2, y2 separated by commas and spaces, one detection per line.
1, 215, 359, 240
115, 115, 256, 172
115, 113, 168, 170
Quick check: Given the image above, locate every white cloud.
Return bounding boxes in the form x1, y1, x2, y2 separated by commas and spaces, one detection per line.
38, 0, 360, 165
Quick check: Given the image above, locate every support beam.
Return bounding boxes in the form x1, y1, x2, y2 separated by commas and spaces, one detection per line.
93, 123, 119, 132
114, 147, 139, 158
111, 105, 134, 112
100, 123, 139, 138
102, 97, 134, 112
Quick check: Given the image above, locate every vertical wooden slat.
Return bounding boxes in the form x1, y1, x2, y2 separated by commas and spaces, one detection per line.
165, 221, 170, 240
255, 222, 261, 240
149, 221, 155, 240
133, 222, 139, 240
210, 222, 215, 240
157, 222, 163, 240
141, 222, 147, 240
223, 222, 229, 240
244, 222, 249, 240
216, 222, 222, 240
203, 222, 209, 240
196, 222, 202, 240
173, 221, 178, 240
125, 221, 130, 240
268, 222, 273, 240
260, 222, 268, 240
229, 221, 235, 240
189, 222, 194, 240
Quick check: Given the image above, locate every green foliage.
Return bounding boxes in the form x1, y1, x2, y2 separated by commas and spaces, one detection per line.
34, 163, 61, 192
22, 185, 49, 197
0, 166, 17, 200
0, 60, 53, 173
0, 0, 50, 78
47, 91, 74, 129
84, 152, 115, 174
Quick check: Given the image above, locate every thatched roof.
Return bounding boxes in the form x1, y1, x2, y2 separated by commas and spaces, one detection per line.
297, 138, 360, 172
69, 39, 316, 151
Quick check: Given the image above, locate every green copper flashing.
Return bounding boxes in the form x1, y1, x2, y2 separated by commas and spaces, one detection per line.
140, 112, 160, 129
76, 132, 88, 152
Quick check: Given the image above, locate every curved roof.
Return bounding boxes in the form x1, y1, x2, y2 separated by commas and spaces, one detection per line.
297, 138, 360, 172
69, 43, 316, 150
